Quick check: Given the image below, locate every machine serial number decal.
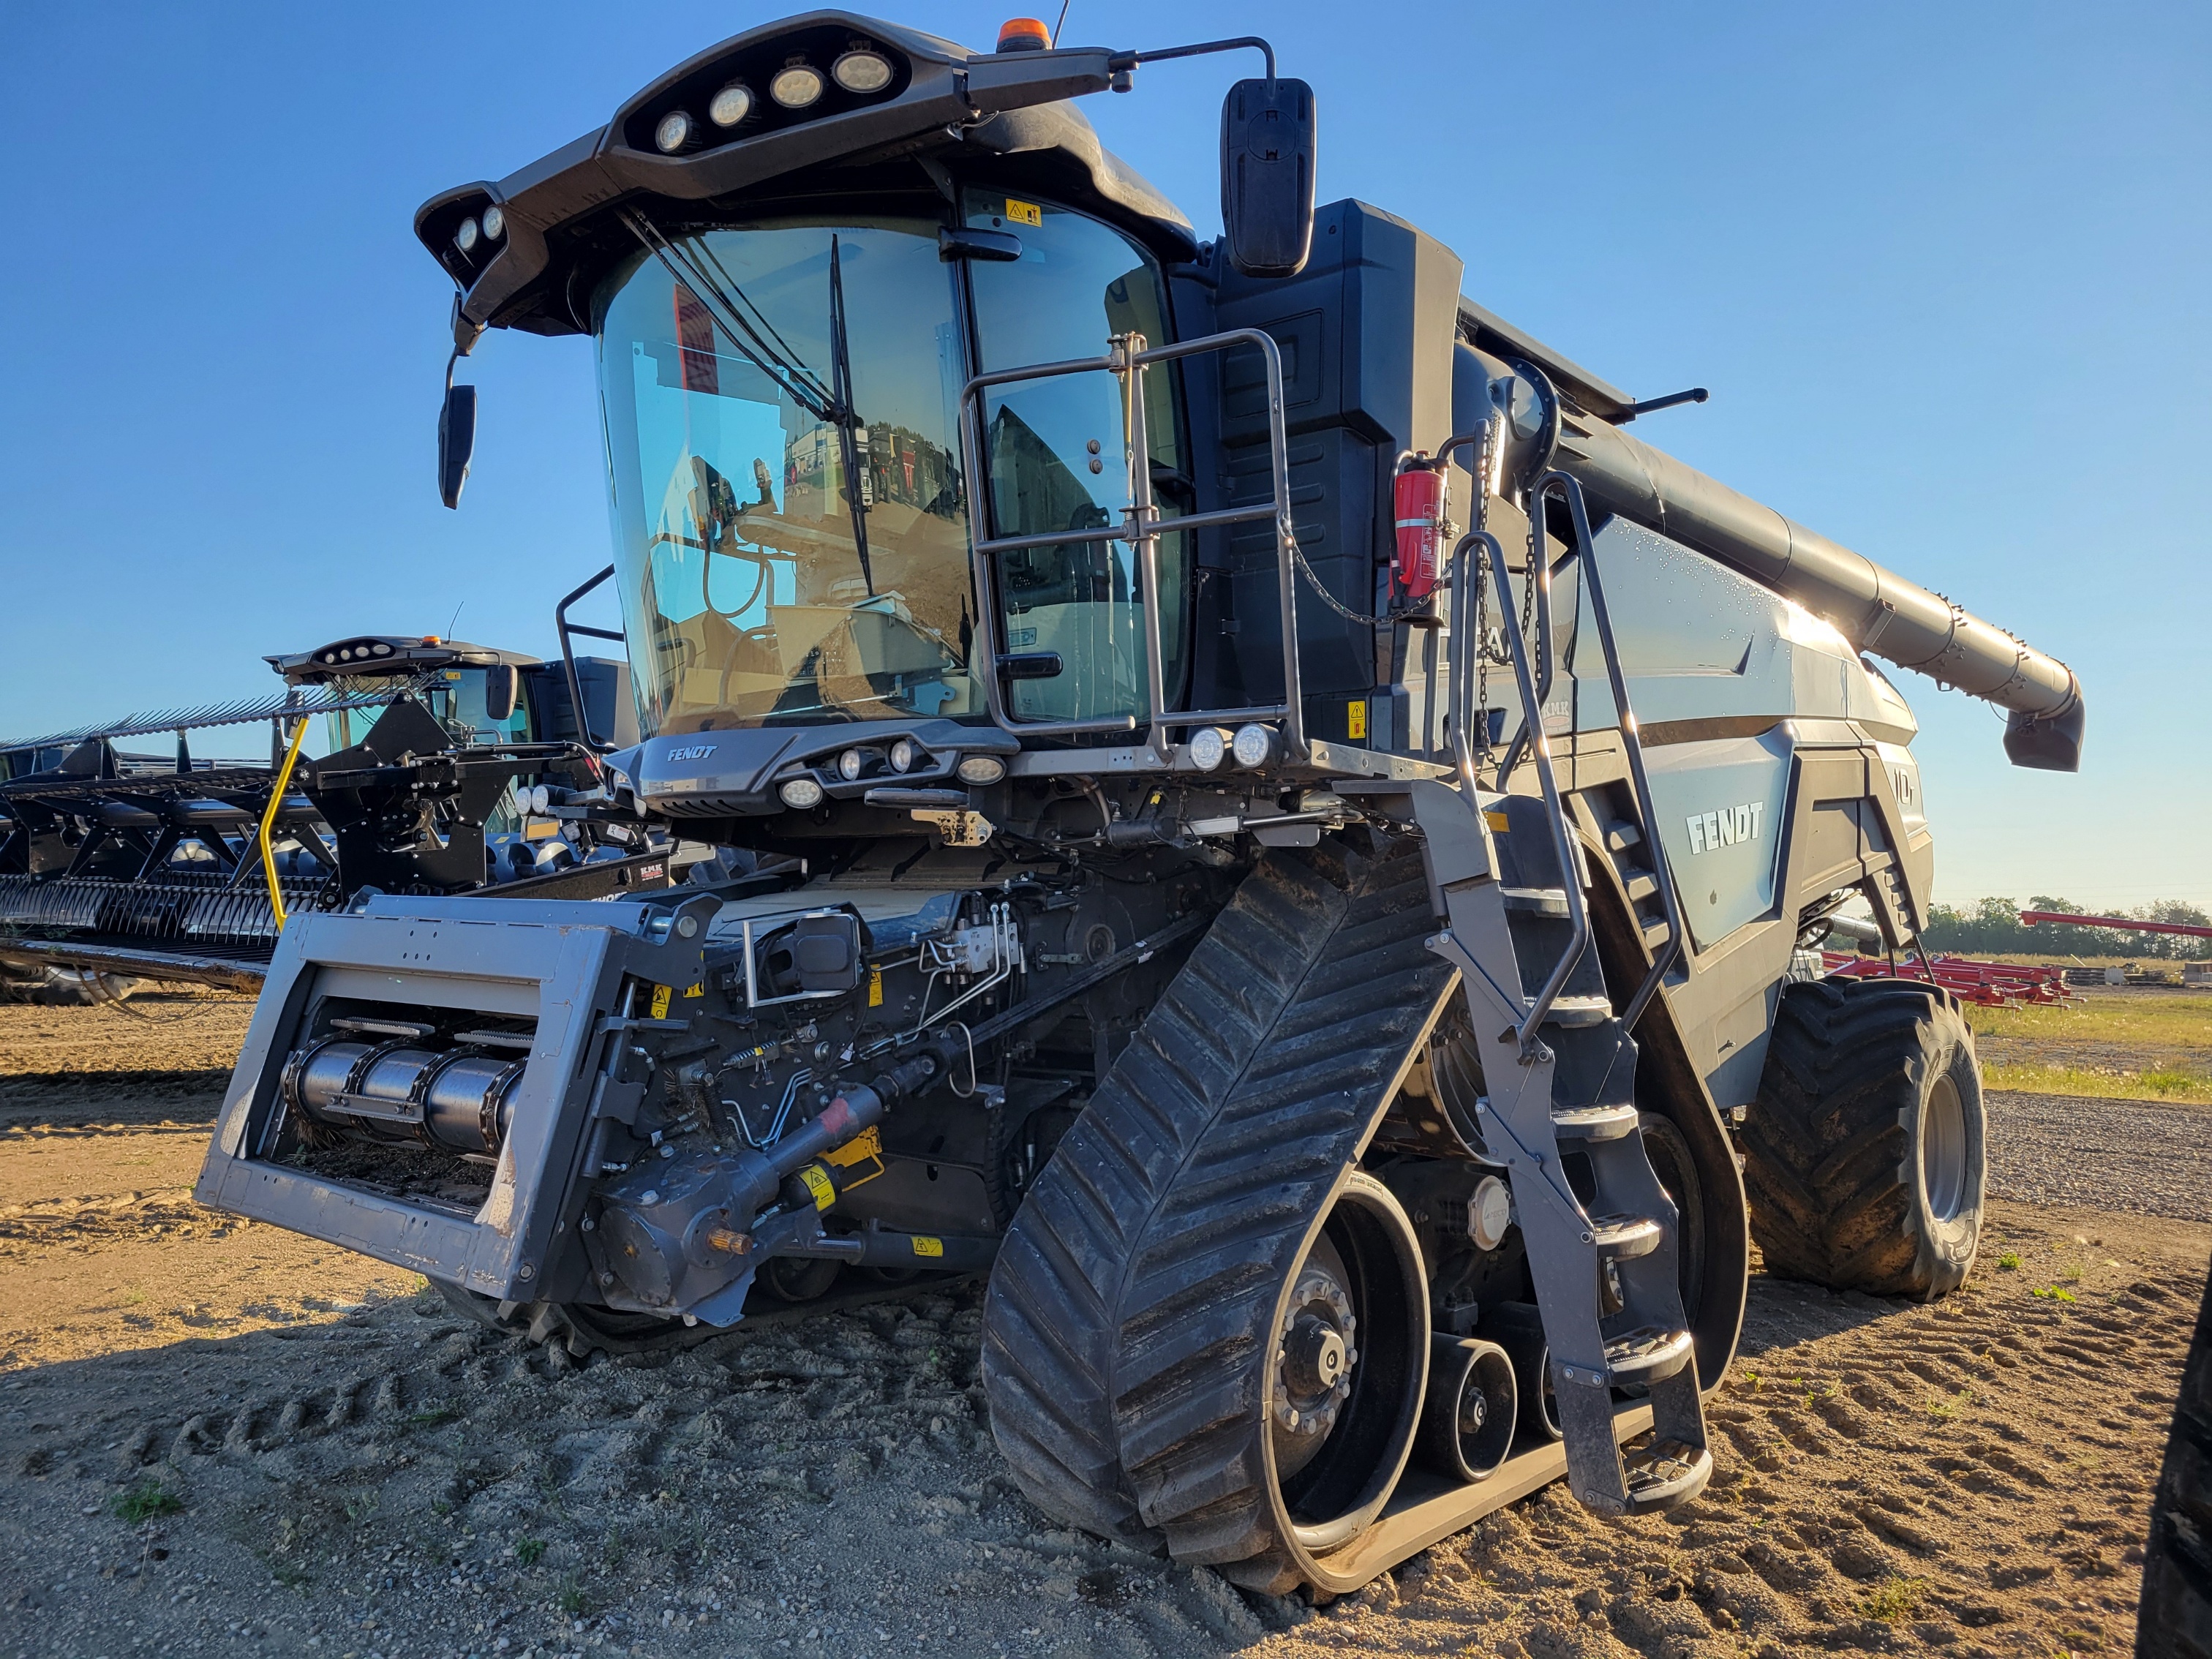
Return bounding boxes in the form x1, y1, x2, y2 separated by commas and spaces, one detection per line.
1686, 802, 1764, 854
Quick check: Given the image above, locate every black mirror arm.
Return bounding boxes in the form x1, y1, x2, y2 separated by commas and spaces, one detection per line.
1110, 34, 1275, 91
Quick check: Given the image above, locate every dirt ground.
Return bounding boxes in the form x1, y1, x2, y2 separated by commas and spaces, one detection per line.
0, 996, 2206, 1659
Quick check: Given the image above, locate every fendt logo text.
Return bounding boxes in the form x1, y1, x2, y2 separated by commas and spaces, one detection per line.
666, 745, 718, 762
1687, 802, 1764, 855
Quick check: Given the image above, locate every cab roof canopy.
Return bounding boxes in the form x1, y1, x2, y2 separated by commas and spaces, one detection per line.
420, 10, 1197, 340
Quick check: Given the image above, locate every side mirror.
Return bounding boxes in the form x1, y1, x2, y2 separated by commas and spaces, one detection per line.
1219, 77, 1317, 278
438, 382, 477, 508
482, 662, 518, 723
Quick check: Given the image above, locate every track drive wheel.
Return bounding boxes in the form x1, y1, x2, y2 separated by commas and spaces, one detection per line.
1739, 977, 1985, 1299
2140, 1263, 2212, 1658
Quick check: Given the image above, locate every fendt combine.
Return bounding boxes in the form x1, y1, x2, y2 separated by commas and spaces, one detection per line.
195, 14, 2084, 1595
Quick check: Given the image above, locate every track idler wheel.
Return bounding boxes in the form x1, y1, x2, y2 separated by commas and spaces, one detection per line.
1481, 1301, 1562, 1442
1418, 1336, 1517, 1483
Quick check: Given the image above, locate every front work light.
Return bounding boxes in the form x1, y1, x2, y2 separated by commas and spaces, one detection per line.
1186, 727, 1228, 772
889, 738, 919, 773
480, 206, 505, 241
654, 110, 693, 154
454, 217, 480, 253
837, 748, 866, 782
832, 49, 894, 93
770, 60, 824, 108
709, 82, 753, 127
955, 755, 1007, 786
779, 776, 824, 810
1232, 723, 1277, 769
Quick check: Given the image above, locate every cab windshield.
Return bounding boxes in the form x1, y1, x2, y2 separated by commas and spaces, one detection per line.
593, 203, 1185, 736
596, 217, 977, 734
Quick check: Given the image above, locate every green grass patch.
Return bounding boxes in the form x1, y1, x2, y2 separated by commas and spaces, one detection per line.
557, 1571, 590, 1616
406, 1406, 459, 1428
2031, 1285, 2077, 1303
111, 1480, 184, 1522
516, 1537, 547, 1567
1859, 1574, 1929, 1622
1995, 1252, 2022, 1271
1983, 1060, 2212, 1105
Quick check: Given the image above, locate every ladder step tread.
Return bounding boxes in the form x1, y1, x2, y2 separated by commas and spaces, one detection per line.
1620, 1438, 1713, 1513
1551, 1102, 1640, 1141
1603, 1325, 1696, 1380
1542, 996, 1614, 1029
1622, 871, 1658, 901
1501, 887, 1571, 917
1603, 821, 1644, 852
1589, 1214, 1663, 1256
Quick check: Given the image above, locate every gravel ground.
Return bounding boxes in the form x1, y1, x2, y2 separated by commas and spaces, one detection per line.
1985, 1089, 2212, 1222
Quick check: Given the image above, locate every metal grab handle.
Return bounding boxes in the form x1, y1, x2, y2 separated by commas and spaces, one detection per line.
957, 326, 1306, 758
1530, 471, 1687, 1031
556, 565, 625, 754
1478, 533, 1590, 1059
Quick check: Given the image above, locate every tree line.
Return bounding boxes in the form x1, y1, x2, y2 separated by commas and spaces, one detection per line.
1920, 897, 2212, 960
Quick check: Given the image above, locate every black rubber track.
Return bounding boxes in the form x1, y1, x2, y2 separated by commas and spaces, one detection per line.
979, 834, 1455, 1591
2140, 1263, 2212, 1659
1739, 977, 1984, 1300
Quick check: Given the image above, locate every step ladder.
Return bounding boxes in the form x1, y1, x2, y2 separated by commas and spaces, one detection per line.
1415, 468, 1711, 1516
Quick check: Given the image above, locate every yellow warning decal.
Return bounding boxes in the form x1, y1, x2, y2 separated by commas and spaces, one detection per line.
911, 1235, 945, 1258
1347, 701, 1367, 741
1483, 809, 1510, 832
800, 1165, 837, 1211
822, 1126, 885, 1189
649, 984, 672, 1019
1004, 198, 1042, 227
683, 982, 704, 998
868, 966, 884, 1007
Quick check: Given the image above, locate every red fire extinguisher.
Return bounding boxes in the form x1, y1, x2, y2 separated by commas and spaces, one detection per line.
1392, 454, 1446, 600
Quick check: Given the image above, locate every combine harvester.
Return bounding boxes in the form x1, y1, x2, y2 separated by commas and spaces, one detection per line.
192, 14, 2082, 1594
0, 633, 666, 996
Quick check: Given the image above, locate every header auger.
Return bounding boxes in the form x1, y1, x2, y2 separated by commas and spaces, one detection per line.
195, 10, 2076, 1594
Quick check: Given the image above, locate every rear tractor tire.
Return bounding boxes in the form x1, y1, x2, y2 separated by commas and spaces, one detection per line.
1739, 978, 1986, 1300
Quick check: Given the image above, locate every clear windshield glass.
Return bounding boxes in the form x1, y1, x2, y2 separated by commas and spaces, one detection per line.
320, 668, 532, 750
963, 191, 1187, 722
595, 218, 979, 734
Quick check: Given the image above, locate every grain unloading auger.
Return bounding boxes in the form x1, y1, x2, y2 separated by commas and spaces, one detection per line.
195, 12, 2080, 1595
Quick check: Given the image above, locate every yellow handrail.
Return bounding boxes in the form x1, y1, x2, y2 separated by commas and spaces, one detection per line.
257, 714, 311, 932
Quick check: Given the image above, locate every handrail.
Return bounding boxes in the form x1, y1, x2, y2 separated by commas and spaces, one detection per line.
1478, 533, 1590, 1059
555, 565, 624, 753
1530, 470, 1687, 1031
958, 326, 1306, 759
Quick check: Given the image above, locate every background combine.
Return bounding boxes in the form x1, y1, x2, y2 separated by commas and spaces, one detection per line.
188, 10, 2084, 1598
0, 633, 661, 998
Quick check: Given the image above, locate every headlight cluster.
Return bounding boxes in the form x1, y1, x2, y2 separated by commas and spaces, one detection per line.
317, 642, 396, 667
651, 41, 898, 155
773, 743, 1006, 809
453, 204, 505, 255
1184, 723, 1279, 772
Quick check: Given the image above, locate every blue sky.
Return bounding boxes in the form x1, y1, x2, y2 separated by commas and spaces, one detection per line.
1, 2, 2204, 908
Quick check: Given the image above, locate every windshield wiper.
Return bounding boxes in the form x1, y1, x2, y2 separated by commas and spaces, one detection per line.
827, 234, 873, 596
618, 208, 838, 422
